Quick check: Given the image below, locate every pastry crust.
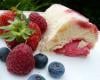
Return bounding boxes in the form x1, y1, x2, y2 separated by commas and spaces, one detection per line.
38, 4, 98, 52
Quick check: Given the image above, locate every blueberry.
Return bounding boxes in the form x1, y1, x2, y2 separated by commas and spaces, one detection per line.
34, 53, 48, 69
28, 74, 45, 80
0, 47, 10, 62
48, 62, 65, 78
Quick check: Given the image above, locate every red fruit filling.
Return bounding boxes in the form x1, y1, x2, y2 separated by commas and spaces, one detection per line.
54, 40, 91, 56
76, 20, 98, 34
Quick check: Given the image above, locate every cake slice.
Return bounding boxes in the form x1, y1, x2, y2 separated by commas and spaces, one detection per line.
38, 4, 98, 56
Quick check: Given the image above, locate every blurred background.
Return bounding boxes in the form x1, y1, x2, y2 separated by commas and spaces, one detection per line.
0, 0, 100, 29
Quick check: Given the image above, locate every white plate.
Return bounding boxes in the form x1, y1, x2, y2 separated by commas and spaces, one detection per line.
0, 11, 100, 80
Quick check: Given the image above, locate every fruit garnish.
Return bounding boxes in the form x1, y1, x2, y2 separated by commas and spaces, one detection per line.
0, 10, 42, 50
6, 43, 35, 75
34, 53, 48, 69
0, 9, 32, 42
29, 12, 47, 34
0, 11, 15, 35
48, 62, 65, 78
27, 22, 41, 51
0, 11, 15, 26
0, 47, 10, 62
28, 74, 46, 80
0, 18, 33, 42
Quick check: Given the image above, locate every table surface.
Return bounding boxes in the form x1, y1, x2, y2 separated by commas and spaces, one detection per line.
0, 11, 100, 80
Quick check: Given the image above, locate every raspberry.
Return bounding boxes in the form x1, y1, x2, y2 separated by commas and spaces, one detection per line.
6, 43, 35, 75
29, 12, 47, 34
27, 22, 41, 51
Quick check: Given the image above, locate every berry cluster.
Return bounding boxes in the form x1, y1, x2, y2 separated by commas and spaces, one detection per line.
0, 10, 47, 50
0, 10, 65, 79
0, 46, 65, 79
27, 53, 65, 80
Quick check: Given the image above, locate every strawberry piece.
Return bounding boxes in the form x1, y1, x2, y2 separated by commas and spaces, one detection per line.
0, 11, 15, 26
27, 22, 41, 51
0, 11, 15, 35
29, 12, 47, 34
54, 40, 90, 56
29, 21, 41, 37
6, 43, 35, 75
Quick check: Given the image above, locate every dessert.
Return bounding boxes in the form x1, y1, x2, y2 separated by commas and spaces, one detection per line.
38, 4, 98, 56
6, 43, 35, 75
0, 4, 98, 79
48, 62, 65, 78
